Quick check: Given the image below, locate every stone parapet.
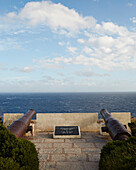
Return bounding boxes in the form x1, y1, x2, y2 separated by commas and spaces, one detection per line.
36, 113, 99, 132
111, 112, 131, 130
3, 112, 131, 132
3, 113, 24, 127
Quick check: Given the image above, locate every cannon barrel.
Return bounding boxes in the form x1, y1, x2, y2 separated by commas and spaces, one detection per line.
100, 109, 131, 140
8, 109, 35, 138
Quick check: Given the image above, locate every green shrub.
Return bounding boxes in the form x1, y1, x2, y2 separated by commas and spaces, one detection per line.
15, 138, 39, 169
0, 157, 20, 170
0, 125, 39, 170
0, 116, 2, 124
99, 136, 136, 170
128, 122, 136, 136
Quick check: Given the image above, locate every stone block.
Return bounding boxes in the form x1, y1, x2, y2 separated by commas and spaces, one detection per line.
39, 148, 63, 154
39, 162, 56, 170
56, 162, 84, 170
65, 139, 86, 143
38, 154, 50, 161
51, 154, 66, 162
82, 148, 101, 154
88, 154, 100, 162
95, 143, 106, 149
35, 142, 53, 148
54, 143, 72, 148
67, 154, 87, 162
111, 112, 131, 124
74, 142, 95, 148
3, 113, 24, 127
111, 112, 131, 130
36, 113, 99, 132
83, 162, 99, 170
64, 148, 81, 154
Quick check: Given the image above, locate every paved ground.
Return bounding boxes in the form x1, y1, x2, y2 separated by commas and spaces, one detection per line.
27, 132, 111, 170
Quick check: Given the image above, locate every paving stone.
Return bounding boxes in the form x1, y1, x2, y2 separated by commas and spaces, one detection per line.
83, 162, 99, 170
35, 142, 53, 148
31, 138, 64, 143
27, 132, 110, 170
95, 143, 106, 149
38, 154, 50, 161
82, 148, 101, 154
86, 139, 108, 143
88, 154, 100, 162
74, 142, 95, 148
67, 154, 87, 162
36, 133, 53, 139
44, 139, 65, 143
54, 142, 72, 148
39, 148, 63, 154
65, 139, 86, 143
64, 148, 82, 154
51, 154, 66, 162
93, 134, 108, 139
39, 162, 56, 170
81, 133, 94, 139
56, 162, 84, 170
31, 138, 46, 143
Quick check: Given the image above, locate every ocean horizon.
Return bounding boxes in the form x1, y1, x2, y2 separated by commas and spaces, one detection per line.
0, 92, 136, 119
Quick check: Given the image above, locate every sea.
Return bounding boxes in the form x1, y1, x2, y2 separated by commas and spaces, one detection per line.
0, 92, 136, 119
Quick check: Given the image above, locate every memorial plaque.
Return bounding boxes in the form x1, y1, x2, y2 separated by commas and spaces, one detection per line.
53, 126, 81, 138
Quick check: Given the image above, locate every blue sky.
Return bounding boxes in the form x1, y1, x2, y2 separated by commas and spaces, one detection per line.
0, 0, 136, 92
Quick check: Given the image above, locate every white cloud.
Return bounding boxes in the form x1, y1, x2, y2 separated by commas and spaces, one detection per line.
0, 38, 23, 51
128, 3, 133, 7
95, 22, 129, 36
11, 66, 34, 73
58, 41, 65, 46
41, 75, 66, 86
75, 70, 109, 77
14, 30, 25, 35
7, 12, 16, 18
8, 1, 96, 33
3, 2, 136, 73
22, 67, 34, 73
83, 47, 93, 55
67, 46, 77, 54
77, 38, 85, 44
0, 63, 8, 70
130, 17, 136, 23
36, 23, 136, 71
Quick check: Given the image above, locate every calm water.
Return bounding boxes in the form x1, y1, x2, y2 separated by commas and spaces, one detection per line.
0, 92, 136, 118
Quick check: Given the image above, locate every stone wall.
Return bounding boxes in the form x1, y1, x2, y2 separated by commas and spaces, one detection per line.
36, 113, 99, 132
3, 113, 24, 127
3, 112, 131, 132
111, 112, 131, 130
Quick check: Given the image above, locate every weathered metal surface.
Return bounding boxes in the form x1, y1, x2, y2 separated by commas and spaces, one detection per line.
100, 109, 131, 140
8, 109, 35, 138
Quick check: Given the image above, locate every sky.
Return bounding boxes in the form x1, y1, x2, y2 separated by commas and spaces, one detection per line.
0, 0, 136, 92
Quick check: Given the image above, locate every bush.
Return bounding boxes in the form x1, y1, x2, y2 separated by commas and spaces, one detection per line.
0, 157, 20, 170
0, 116, 2, 124
0, 125, 39, 170
99, 136, 136, 170
128, 122, 136, 137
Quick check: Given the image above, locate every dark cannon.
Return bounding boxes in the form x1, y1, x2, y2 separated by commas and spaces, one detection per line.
8, 109, 35, 138
100, 109, 131, 141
